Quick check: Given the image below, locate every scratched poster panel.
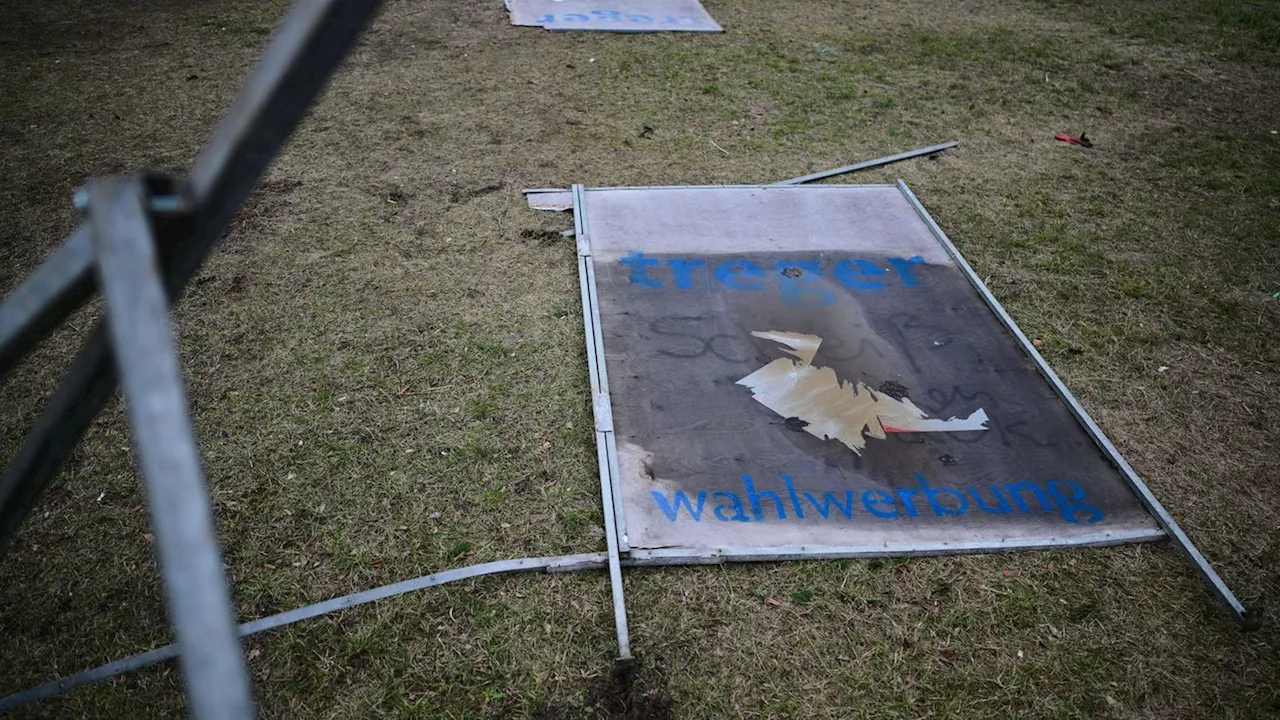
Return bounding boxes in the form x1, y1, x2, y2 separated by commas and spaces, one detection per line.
508, 0, 723, 32
579, 185, 1160, 552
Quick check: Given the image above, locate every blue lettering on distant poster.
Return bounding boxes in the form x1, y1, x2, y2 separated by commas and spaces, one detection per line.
537, 11, 701, 26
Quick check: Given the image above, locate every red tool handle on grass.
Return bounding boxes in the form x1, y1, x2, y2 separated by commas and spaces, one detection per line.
1055, 132, 1093, 148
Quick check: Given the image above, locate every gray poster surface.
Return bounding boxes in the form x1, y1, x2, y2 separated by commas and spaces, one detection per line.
508, 0, 723, 32
578, 185, 1162, 555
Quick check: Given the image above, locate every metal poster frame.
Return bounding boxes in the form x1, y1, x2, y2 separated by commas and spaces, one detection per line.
572, 181, 1250, 630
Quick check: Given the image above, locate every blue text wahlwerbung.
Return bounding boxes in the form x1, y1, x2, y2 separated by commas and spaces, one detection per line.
651, 473, 1104, 525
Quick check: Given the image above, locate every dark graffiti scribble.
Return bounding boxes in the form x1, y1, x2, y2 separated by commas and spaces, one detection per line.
649, 316, 753, 363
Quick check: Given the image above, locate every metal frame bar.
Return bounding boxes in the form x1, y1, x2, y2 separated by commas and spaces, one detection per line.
578, 187, 630, 550
586, 257, 629, 552
0, 327, 117, 551
0, 553, 612, 713
895, 179, 1252, 626
530, 183, 901, 194
626, 528, 1166, 564
0, 0, 393, 715
521, 140, 959, 201
0, 228, 95, 377
572, 183, 633, 659
770, 141, 960, 186
0, 0, 387, 381
87, 178, 254, 718
0, 0, 389, 554
185, 0, 388, 258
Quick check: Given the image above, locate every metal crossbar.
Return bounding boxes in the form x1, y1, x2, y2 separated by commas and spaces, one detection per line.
0, 1, 388, 716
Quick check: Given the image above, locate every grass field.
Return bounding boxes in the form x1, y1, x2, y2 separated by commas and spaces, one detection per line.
1, 0, 1278, 717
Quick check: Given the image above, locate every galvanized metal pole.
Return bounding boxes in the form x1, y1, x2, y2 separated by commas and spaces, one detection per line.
573, 183, 634, 660
0, 228, 95, 377
87, 178, 255, 719
0, 0, 387, 553
0, 328, 117, 553
896, 179, 1253, 627
185, 0, 389, 271
0, 553, 614, 711
771, 141, 959, 186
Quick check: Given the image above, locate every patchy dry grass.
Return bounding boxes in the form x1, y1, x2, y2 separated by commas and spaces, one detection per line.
1, 0, 1278, 717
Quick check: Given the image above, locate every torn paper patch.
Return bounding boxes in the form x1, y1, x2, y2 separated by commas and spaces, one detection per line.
737, 331, 988, 454
525, 189, 574, 212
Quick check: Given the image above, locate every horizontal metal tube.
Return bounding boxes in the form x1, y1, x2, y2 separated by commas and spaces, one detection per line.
0, 331, 116, 553
626, 529, 1167, 564
772, 141, 960, 186
0, 553, 609, 713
